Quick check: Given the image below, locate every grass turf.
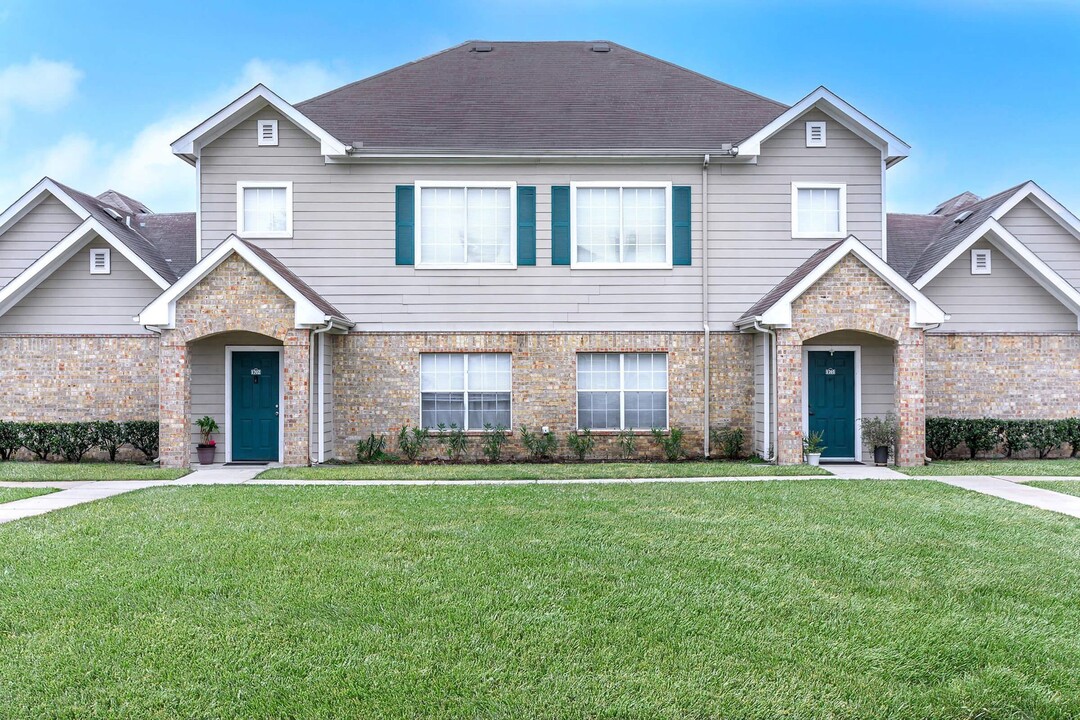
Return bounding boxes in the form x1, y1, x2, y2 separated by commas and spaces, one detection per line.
0, 481, 1078, 718
897, 459, 1080, 476
0, 486, 57, 503
257, 460, 829, 481
0, 462, 189, 481
1028, 480, 1080, 498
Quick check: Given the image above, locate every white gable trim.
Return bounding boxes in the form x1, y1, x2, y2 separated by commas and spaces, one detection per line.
0, 217, 171, 318
138, 235, 330, 328
171, 84, 348, 164
991, 181, 1080, 242
914, 219, 1080, 321
738, 87, 911, 166
742, 236, 945, 328
0, 178, 91, 237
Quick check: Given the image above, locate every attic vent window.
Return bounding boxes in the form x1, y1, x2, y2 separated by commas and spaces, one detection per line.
89, 248, 111, 275
257, 119, 279, 147
471, 45, 493, 52
805, 121, 827, 147
953, 210, 973, 224
590, 43, 611, 52
971, 248, 992, 275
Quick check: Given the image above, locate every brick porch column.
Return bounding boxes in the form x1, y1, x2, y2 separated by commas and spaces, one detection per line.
895, 329, 926, 466
158, 334, 190, 468
774, 328, 804, 465
282, 330, 311, 466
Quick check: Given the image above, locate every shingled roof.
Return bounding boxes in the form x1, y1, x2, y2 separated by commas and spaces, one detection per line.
297, 41, 788, 153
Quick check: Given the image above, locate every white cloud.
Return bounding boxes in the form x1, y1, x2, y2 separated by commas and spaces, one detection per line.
0, 59, 349, 213
0, 58, 81, 117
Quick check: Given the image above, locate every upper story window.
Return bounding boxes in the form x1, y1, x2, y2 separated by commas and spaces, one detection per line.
577, 352, 668, 430
237, 181, 293, 238
791, 182, 847, 239
571, 182, 672, 268
416, 182, 516, 268
420, 352, 512, 430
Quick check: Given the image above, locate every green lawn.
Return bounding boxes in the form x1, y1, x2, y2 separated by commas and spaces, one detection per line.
1, 482, 1078, 718
898, 458, 1080, 476
1028, 480, 1080, 498
258, 460, 829, 481
0, 462, 189, 481
0, 486, 57, 503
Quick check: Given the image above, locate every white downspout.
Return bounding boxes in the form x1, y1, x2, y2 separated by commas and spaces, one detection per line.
753, 320, 776, 462
702, 153, 711, 458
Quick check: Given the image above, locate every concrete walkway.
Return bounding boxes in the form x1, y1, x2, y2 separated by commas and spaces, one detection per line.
0, 480, 170, 524
822, 463, 908, 480
934, 476, 1080, 519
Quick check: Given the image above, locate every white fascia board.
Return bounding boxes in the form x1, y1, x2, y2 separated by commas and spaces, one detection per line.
737, 87, 911, 163
759, 236, 945, 327
990, 181, 1080, 241
0, 178, 91, 236
0, 217, 169, 318
138, 235, 326, 328
170, 84, 348, 162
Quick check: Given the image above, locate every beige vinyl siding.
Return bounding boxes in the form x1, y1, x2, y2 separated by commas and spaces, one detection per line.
189, 331, 281, 463
199, 108, 884, 330
922, 239, 1077, 332
752, 332, 767, 456
1000, 197, 1080, 290
0, 238, 158, 334
0, 196, 82, 288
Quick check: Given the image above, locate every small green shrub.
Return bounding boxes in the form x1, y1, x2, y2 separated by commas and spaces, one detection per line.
1058, 418, 1080, 458
616, 428, 637, 460
960, 418, 1000, 460
999, 420, 1031, 458
567, 428, 595, 461
651, 426, 686, 462
53, 423, 97, 463
397, 425, 429, 462
520, 426, 558, 461
926, 417, 964, 459
437, 424, 469, 462
803, 430, 826, 456
710, 425, 745, 460
0, 420, 21, 461
123, 421, 160, 462
356, 433, 387, 463
480, 424, 508, 463
1026, 420, 1064, 459
21, 422, 57, 461
90, 421, 124, 462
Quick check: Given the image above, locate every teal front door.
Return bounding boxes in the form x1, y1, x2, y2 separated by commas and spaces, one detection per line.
231, 351, 280, 462
807, 351, 856, 460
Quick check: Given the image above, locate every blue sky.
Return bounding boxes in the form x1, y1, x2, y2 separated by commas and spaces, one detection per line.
0, 0, 1077, 214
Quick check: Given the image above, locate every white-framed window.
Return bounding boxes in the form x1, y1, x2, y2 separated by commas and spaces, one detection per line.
89, 247, 111, 275
805, 121, 827, 147
577, 352, 668, 430
236, 181, 293, 238
415, 181, 516, 268
571, 182, 672, 268
257, 119, 279, 146
971, 248, 992, 275
420, 353, 512, 430
791, 182, 847, 238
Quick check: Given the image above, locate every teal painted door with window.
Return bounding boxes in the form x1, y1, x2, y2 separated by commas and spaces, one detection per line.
231, 351, 279, 461
807, 351, 856, 459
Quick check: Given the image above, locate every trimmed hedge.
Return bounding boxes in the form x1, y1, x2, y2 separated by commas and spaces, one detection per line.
0, 421, 160, 463
926, 417, 1080, 460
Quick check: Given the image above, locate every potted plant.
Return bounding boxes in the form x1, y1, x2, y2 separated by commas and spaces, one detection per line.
803, 430, 826, 466
196, 415, 219, 465
860, 413, 899, 466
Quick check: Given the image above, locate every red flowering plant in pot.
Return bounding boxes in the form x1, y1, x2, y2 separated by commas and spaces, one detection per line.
196, 415, 219, 465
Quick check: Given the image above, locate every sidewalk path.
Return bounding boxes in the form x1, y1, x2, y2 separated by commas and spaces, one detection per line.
0, 481, 169, 524
934, 476, 1080, 519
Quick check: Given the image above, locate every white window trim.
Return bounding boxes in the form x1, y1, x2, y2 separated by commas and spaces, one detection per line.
570, 181, 673, 269
791, 182, 848, 239
257, 118, 279, 146
575, 352, 669, 431
419, 352, 513, 432
89, 247, 111, 275
414, 181, 518, 269
236, 181, 293, 239
805, 121, 827, 147
971, 248, 992, 275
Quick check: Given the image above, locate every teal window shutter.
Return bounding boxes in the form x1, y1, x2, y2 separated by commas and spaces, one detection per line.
517, 186, 536, 266
551, 185, 571, 265
395, 185, 415, 266
672, 185, 691, 266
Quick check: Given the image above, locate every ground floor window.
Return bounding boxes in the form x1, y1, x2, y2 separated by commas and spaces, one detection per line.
577, 352, 668, 430
420, 353, 511, 430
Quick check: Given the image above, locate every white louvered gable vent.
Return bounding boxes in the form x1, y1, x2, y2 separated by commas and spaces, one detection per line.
805, 121, 827, 147
971, 248, 992, 275
257, 119, 279, 146
90, 248, 111, 275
